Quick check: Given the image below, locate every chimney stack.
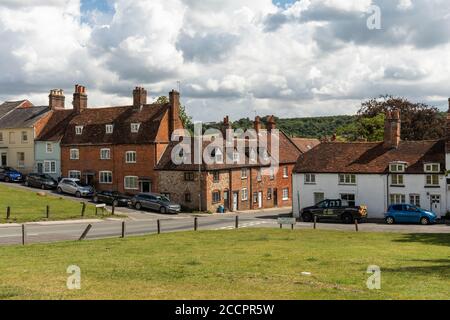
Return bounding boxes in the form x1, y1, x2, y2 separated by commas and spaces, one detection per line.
73, 85, 87, 114
169, 90, 182, 137
223, 116, 232, 137
49, 89, 65, 110
266, 115, 276, 131
133, 87, 147, 110
446, 98, 450, 153
254, 116, 261, 133
384, 110, 401, 149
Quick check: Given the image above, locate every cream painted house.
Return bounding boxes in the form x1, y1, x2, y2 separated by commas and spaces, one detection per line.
0, 100, 51, 174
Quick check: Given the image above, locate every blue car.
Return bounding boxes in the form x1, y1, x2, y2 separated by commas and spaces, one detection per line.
0, 166, 24, 183
385, 204, 437, 225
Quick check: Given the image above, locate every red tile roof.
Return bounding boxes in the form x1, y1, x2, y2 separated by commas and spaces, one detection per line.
291, 138, 321, 153
293, 140, 445, 174
36, 109, 75, 141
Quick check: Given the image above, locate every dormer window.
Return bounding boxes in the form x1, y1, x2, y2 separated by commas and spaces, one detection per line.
424, 163, 440, 173
214, 148, 223, 164
233, 151, 240, 163
75, 126, 83, 135
106, 124, 114, 134
390, 162, 406, 173
131, 123, 141, 133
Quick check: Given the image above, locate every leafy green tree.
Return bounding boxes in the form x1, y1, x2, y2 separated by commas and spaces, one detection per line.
155, 96, 193, 131
337, 113, 385, 141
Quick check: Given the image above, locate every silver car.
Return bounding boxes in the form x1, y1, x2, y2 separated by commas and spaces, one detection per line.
130, 193, 181, 214
57, 178, 95, 198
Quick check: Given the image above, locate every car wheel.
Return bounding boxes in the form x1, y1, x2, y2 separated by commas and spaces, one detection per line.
342, 213, 353, 224
135, 202, 142, 210
420, 217, 430, 226
25, 181, 29, 187
113, 200, 119, 207
75, 191, 82, 198
302, 212, 313, 222
93, 196, 99, 203
57, 187, 63, 194
4, 176, 10, 183
386, 217, 395, 225
160, 207, 167, 214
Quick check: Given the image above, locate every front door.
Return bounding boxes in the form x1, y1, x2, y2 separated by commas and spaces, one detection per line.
141, 182, 151, 193
0, 153, 6, 166
273, 189, 278, 207
258, 191, 263, 209
86, 175, 94, 186
224, 191, 230, 210
430, 195, 442, 216
232, 192, 239, 211
37, 162, 43, 174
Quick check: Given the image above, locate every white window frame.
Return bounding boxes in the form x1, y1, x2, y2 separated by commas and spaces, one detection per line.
100, 148, 111, 160
0, 132, 3, 143
424, 163, 440, 173
410, 194, 421, 207
390, 194, 406, 204
46, 142, 53, 153
99, 171, 113, 184
233, 151, 240, 163
305, 173, 316, 184
257, 169, 262, 182
426, 174, 440, 187
43, 160, 56, 174
241, 168, 248, 179
70, 149, 79, 160
124, 176, 139, 190
282, 188, 289, 201
391, 174, 404, 186
339, 174, 356, 185
283, 166, 289, 178
75, 126, 83, 135
105, 124, 114, 134
340, 193, 356, 207
17, 152, 25, 168
21, 131, 28, 143
241, 188, 248, 201
126, 151, 137, 163
68, 170, 81, 180
131, 123, 141, 133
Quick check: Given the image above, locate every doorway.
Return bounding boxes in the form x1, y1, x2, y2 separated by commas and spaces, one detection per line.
85, 174, 95, 186
258, 191, 263, 209
1, 153, 6, 166
37, 162, 43, 174
273, 189, 278, 207
224, 190, 230, 211
140, 181, 151, 193
232, 192, 239, 211
430, 195, 442, 216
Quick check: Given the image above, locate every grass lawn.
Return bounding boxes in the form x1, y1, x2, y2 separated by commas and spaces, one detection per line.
0, 184, 113, 223
0, 229, 448, 300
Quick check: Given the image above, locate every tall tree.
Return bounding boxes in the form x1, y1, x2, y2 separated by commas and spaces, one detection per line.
337, 113, 385, 142
155, 96, 193, 131
357, 95, 445, 141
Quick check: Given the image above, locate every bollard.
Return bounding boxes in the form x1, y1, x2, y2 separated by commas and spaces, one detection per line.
157, 219, 161, 234
22, 224, 26, 245
314, 215, 317, 230
235, 216, 239, 229
121, 221, 126, 238
355, 219, 359, 232
81, 203, 86, 217
46, 205, 50, 219
6, 206, 10, 220
194, 217, 198, 231
112, 203, 116, 216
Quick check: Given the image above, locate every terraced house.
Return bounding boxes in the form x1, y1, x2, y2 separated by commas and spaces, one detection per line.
156, 116, 303, 213
60, 85, 183, 194
0, 100, 52, 173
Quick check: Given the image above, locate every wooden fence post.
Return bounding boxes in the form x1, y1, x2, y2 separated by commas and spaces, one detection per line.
112, 203, 116, 216
81, 203, 86, 217
46, 205, 50, 219
157, 219, 161, 234
6, 206, 10, 220
235, 216, 239, 229
194, 217, 198, 231
22, 224, 26, 245
314, 215, 317, 230
79, 224, 92, 241
355, 219, 359, 232
121, 221, 126, 238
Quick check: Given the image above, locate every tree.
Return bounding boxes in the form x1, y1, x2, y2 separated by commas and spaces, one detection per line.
357, 95, 445, 141
155, 96, 193, 131
337, 113, 385, 142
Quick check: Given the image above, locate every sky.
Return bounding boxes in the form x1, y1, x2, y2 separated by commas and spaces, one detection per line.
0, 0, 449, 122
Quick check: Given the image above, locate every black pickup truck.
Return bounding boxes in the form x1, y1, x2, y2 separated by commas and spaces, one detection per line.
301, 199, 368, 224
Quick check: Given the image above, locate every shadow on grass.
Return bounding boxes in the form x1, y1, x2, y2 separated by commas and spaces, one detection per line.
382, 258, 450, 279
393, 233, 450, 247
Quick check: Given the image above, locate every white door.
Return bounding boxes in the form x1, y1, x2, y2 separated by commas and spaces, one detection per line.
258, 192, 263, 208
430, 195, 442, 216
233, 193, 238, 211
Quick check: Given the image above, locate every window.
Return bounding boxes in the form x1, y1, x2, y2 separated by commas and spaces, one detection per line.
9, 132, 15, 144
241, 188, 248, 201
75, 126, 83, 135
17, 152, 25, 167
131, 123, 141, 133
314, 193, 325, 205
424, 163, 440, 173
184, 172, 195, 181
212, 191, 221, 203
241, 168, 248, 179
46, 142, 53, 153
43, 161, 56, 174
391, 174, 404, 186
233, 151, 240, 163
426, 174, 439, 186
213, 171, 220, 182
305, 174, 316, 184
267, 188, 272, 200
283, 166, 288, 178
390, 194, 406, 204
70, 149, 79, 160
0, 132, 3, 143
253, 192, 258, 203
69, 170, 81, 180
185, 193, 192, 203
282, 188, 289, 200
410, 194, 421, 207
99, 171, 113, 184
161, 193, 171, 200
105, 124, 114, 134
214, 148, 223, 164
21, 131, 28, 143
339, 174, 356, 185
126, 151, 137, 163
249, 149, 257, 163
270, 168, 275, 180
390, 163, 406, 173
100, 148, 111, 160
124, 176, 139, 190
340, 194, 356, 207
257, 169, 262, 182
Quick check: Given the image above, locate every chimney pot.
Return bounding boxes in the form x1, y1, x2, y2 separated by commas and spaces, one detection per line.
384, 109, 401, 149
254, 116, 261, 133
49, 89, 65, 110
73, 84, 87, 114
133, 86, 147, 110
169, 90, 182, 137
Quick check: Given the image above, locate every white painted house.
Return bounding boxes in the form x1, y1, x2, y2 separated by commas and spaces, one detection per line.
293, 108, 450, 219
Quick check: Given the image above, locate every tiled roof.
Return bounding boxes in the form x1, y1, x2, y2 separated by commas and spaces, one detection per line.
0, 105, 50, 129
291, 137, 321, 153
293, 140, 446, 174
61, 103, 169, 146
0, 100, 29, 119
36, 109, 75, 142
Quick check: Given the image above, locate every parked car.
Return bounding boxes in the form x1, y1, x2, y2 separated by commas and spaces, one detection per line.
0, 167, 24, 182
385, 204, 437, 225
301, 199, 368, 224
57, 178, 95, 198
25, 173, 57, 189
130, 193, 181, 214
93, 191, 131, 207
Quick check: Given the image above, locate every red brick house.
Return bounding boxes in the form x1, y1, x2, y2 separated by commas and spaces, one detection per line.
156, 116, 302, 212
60, 85, 183, 194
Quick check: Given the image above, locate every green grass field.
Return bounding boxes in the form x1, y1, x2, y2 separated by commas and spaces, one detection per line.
0, 184, 111, 223
0, 229, 448, 300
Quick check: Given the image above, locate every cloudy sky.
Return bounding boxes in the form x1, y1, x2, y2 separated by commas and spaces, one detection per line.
0, 0, 449, 122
